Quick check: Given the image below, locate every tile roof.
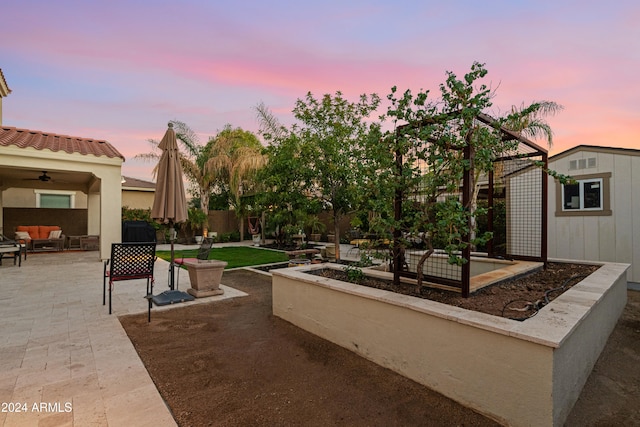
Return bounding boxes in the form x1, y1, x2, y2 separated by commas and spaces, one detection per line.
0, 126, 124, 160
122, 176, 156, 189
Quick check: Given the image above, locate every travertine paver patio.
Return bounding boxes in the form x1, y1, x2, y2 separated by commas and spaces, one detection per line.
0, 249, 246, 426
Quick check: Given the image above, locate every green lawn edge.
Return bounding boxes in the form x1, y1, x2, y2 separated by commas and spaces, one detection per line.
156, 246, 288, 269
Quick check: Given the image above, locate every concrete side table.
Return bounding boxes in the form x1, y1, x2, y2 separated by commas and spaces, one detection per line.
183, 259, 228, 298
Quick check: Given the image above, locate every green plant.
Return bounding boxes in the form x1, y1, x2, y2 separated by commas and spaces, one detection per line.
306, 215, 326, 235
257, 91, 381, 261
187, 208, 208, 234
344, 264, 365, 284
122, 206, 159, 228
357, 252, 373, 267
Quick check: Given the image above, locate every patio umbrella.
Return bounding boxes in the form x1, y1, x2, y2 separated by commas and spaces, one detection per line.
152, 122, 188, 291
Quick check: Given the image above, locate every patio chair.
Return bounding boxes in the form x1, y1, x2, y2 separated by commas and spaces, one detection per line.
173, 238, 214, 283
103, 242, 156, 321
0, 234, 23, 266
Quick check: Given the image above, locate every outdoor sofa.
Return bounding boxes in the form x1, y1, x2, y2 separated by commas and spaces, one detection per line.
14, 225, 65, 252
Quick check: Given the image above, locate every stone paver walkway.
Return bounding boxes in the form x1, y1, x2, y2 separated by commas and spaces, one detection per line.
0, 249, 246, 426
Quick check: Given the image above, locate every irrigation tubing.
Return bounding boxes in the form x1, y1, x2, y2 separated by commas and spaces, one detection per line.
502, 273, 592, 321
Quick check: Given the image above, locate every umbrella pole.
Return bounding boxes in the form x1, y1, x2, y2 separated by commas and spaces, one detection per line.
170, 222, 176, 291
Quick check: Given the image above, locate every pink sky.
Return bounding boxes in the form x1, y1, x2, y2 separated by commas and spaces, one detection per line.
2, 0, 638, 182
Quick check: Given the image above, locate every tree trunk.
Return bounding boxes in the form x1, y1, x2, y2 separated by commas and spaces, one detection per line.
416, 238, 434, 288
200, 190, 210, 217
238, 215, 245, 241
333, 216, 341, 261
469, 177, 481, 250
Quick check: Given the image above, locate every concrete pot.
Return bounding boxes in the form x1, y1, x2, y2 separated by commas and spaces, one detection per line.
183, 259, 227, 297
325, 244, 336, 259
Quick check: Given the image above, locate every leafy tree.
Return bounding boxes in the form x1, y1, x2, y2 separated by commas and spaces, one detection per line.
363, 62, 562, 289
254, 112, 319, 246
257, 92, 381, 259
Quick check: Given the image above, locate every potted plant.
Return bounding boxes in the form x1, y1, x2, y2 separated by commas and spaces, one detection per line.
306, 215, 326, 242
187, 208, 209, 244
248, 216, 262, 246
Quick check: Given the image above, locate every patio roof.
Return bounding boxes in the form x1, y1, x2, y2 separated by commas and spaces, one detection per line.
0, 126, 124, 160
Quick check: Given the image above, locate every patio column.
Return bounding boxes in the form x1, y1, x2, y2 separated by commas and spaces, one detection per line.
0, 190, 4, 235
96, 168, 122, 260
87, 192, 100, 235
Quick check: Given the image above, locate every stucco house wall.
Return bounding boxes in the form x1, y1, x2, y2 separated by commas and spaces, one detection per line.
4, 176, 155, 211
548, 145, 640, 283
2, 187, 89, 208
121, 176, 156, 210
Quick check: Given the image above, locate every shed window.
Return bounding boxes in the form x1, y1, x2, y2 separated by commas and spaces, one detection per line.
562, 178, 603, 211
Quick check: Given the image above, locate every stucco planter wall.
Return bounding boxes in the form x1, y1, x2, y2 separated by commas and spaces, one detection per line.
184, 259, 227, 297
272, 261, 629, 427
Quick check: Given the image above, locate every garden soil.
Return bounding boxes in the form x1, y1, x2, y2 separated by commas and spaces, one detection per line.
121, 268, 640, 426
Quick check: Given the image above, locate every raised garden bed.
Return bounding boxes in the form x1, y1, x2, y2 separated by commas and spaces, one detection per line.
272, 261, 629, 426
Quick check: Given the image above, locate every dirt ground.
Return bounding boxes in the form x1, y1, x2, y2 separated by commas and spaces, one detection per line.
315, 262, 601, 319
121, 269, 640, 426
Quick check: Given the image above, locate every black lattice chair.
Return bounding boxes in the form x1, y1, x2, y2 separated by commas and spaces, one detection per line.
103, 242, 156, 321
173, 238, 213, 283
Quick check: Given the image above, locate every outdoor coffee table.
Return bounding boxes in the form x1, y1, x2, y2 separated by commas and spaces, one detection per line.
31, 238, 65, 252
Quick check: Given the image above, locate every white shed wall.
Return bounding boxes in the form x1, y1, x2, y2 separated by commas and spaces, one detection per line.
548, 148, 640, 282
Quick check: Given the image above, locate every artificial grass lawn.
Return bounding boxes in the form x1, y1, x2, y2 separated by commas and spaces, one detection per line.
156, 246, 288, 269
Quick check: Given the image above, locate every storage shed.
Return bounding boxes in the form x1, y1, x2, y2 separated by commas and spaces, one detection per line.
548, 145, 640, 283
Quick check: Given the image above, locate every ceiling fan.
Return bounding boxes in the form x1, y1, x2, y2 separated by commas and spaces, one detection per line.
23, 171, 54, 182
37, 171, 52, 182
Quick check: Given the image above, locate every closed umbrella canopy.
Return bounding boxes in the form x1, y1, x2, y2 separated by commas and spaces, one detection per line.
152, 123, 188, 224
152, 122, 188, 292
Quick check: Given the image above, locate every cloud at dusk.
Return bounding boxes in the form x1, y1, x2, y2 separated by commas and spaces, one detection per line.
2, 0, 638, 182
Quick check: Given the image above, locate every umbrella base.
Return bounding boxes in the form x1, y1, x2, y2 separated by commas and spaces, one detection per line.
151, 290, 195, 306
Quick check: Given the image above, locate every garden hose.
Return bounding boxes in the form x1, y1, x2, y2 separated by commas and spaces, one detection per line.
501, 273, 591, 321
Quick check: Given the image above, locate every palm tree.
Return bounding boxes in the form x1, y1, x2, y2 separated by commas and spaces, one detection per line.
205, 125, 267, 240
503, 101, 563, 145
136, 121, 266, 237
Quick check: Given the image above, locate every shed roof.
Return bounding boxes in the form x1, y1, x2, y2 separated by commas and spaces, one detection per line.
550, 145, 640, 161
0, 126, 124, 160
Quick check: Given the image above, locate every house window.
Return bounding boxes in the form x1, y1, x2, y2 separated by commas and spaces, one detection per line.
555, 172, 611, 217
35, 190, 76, 208
562, 179, 602, 211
